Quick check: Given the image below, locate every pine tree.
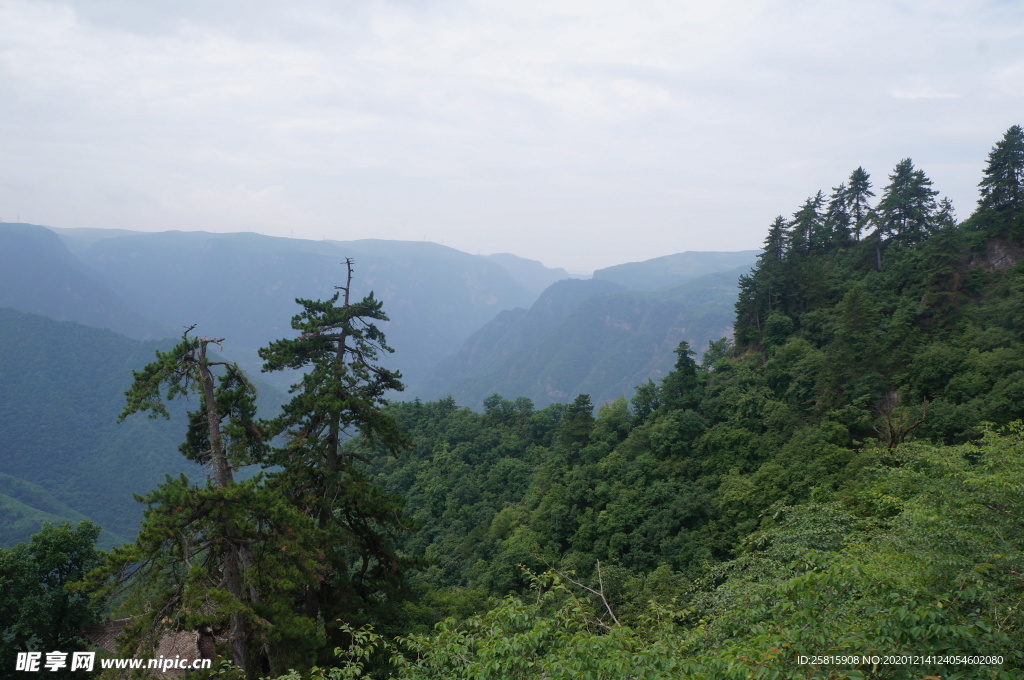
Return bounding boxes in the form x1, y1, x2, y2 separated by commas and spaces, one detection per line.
258, 258, 411, 649
936, 196, 957, 231
90, 327, 290, 678
788, 192, 826, 253
845, 166, 875, 242
735, 216, 787, 345
782, 194, 832, 317
557, 394, 595, 456
825, 182, 853, 248
978, 124, 1024, 213
735, 272, 763, 346
760, 215, 788, 309
660, 341, 701, 410
876, 158, 939, 248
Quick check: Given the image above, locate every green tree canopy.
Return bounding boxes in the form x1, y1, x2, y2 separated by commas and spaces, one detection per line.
845, 166, 875, 241
259, 258, 413, 653
92, 328, 281, 678
1, 522, 103, 679
978, 124, 1024, 213
875, 158, 939, 248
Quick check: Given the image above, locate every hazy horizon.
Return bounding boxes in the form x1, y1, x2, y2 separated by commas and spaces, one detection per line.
2, 0, 1022, 271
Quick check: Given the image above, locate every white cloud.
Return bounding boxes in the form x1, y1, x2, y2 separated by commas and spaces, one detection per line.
0, 0, 1022, 270
889, 79, 962, 100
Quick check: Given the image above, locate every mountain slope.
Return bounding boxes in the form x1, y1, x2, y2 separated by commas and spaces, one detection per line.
67, 231, 537, 389
0, 473, 96, 547
593, 250, 759, 290
0, 223, 171, 340
0, 307, 198, 546
424, 269, 744, 407
482, 253, 571, 296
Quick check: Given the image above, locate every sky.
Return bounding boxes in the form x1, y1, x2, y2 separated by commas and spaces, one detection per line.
1, 0, 1022, 273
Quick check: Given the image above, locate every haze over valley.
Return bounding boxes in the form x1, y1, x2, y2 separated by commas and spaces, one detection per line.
0, 220, 753, 545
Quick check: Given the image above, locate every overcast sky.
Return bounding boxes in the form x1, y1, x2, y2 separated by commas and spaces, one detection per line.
1, 0, 1022, 272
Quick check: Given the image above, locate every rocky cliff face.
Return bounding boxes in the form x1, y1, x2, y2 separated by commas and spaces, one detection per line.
975, 238, 1024, 271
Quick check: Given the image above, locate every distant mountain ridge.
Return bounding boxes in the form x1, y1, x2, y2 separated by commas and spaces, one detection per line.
58, 229, 559, 389
0, 223, 171, 339
3, 221, 758, 408
422, 267, 750, 408
482, 253, 572, 296
594, 250, 759, 290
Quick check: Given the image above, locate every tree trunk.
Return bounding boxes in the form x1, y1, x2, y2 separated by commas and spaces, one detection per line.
198, 339, 253, 677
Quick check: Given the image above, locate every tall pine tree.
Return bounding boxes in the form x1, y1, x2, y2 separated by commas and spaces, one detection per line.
826, 182, 853, 248
876, 158, 939, 248
89, 328, 305, 678
845, 166, 875, 242
259, 259, 411, 653
978, 124, 1024, 214
735, 216, 787, 345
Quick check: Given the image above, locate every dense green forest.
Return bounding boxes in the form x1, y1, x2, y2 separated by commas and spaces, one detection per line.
3, 125, 1024, 679
0, 308, 290, 548
0, 309, 188, 546
361, 124, 1024, 605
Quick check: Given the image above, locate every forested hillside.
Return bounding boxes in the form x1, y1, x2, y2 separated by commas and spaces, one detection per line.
342, 125, 1024, 678
0, 224, 171, 339
0, 308, 289, 547
368, 125, 1024, 589
5, 126, 1024, 679
0, 308, 191, 546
